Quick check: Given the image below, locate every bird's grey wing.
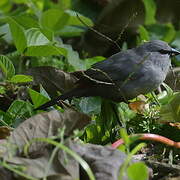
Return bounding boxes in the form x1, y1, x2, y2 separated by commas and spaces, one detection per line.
84, 49, 143, 83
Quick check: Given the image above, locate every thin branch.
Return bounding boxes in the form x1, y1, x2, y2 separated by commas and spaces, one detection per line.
76, 13, 121, 51
115, 12, 138, 43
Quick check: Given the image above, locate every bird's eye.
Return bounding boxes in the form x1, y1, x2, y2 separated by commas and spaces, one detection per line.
158, 49, 170, 54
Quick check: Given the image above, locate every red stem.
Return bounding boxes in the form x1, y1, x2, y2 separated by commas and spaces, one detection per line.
111, 133, 180, 149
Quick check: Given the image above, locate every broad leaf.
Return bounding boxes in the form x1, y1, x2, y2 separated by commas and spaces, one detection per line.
40, 9, 70, 31
13, 14, 39, 29
24, 44, 67, 56
142, 0, 156, 25
65, 10, 93, 27
9, 74, 33, 83
138, 25, 150, 41
25, 28, 50, 46
7, 17, 27, 53
78, 97, 102, 115
127, 162, 148, 180
0, 55, 15, 79
28, 88, 50, 108
159, 93, 180, 122
7, 100, 34, 127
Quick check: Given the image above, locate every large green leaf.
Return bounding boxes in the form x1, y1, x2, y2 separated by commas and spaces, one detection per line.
0, 55, 15, 79
25, 28, 50, 46
171, 31, 180, 48
13, 14, 39, 29
9, 74, 33, 83
59, 0, 71, 9
28, 88, 50, 108
7, 17, 27, 53
64, 44, 85, 70
0, 0, 12, 13
25, 45, 67, 56
127, 162, 148, 180
7, 100, 34, 127
78, 97, 102, 115
162, 23, 176, 42
142, 0, 156, 25
138, 25, 150, 42
40, 9, 70, 31
147, 23, 176, 42
159, 93, 180, 122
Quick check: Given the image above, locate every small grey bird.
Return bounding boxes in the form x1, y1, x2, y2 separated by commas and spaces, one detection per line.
36, 40, 180, 110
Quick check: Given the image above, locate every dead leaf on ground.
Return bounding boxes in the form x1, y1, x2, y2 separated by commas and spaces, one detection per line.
2, 107, 90, 156
5, 149, 76, 180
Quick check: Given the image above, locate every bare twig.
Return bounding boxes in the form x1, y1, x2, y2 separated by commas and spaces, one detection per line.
76, 13, 121, 51
115, 12, 138, 43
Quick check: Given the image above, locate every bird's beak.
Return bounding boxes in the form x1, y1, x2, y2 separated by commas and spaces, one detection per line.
170, 48, 180, 56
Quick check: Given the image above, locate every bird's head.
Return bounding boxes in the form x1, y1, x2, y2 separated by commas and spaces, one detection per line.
140, 40, 180, 57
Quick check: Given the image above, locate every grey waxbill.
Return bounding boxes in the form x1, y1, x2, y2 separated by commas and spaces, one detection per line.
35, 40, 180, 110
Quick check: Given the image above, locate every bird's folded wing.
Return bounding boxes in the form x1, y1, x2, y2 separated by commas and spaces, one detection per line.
83, 50, 144, 84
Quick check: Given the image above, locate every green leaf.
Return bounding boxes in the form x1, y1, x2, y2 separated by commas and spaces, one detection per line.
159, 93, 180, 122
147, 23, 175, 43
162, 23, 176, 43
85, 124, 105, 144
142, 0, 156, 25
127, 162, 148, 180
64, 44, 85, 70
78, 97, 102, 115
28, 88, 50, 108
65, 10, 93, 27
0, 55, 15, 79
25, 28, 50, 46
117, 102, 136, 123
9, 74, 33, 83
0, 23, 12, 43
24, 44, 67, 56
7, 16, 27, 53
59, 0, 71, 9
171, 31, 180, 48
138, 25, 150, 41
40, 9, 70, 31
13, 14, 39, 29
84, 56, 105, 69
0, 86, 5, 94
7, 100, 34, 127
120, 128, 130, 146
0, 0, 12, 13
57, 25, 85, 37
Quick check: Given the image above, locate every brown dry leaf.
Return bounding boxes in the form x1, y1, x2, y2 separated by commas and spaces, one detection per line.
0, 107, 90, 179
6, 107, 90, 156
0, 126, 11, 139
129, 100, 149, 114
1, 147, 77, 180
26, 66, 78, 97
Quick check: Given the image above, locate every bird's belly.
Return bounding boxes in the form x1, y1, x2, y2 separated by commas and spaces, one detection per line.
117, 69, 166, 99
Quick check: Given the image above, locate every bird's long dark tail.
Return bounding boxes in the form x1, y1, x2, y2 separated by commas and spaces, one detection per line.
35, 88, 87, 110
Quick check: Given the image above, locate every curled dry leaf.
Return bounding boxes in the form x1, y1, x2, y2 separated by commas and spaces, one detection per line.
128, 100, 149, 114
2, 107, 90, 156
26, 66, 78, 97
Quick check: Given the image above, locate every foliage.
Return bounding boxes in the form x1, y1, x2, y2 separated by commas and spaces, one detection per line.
0, 0, 179, 179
